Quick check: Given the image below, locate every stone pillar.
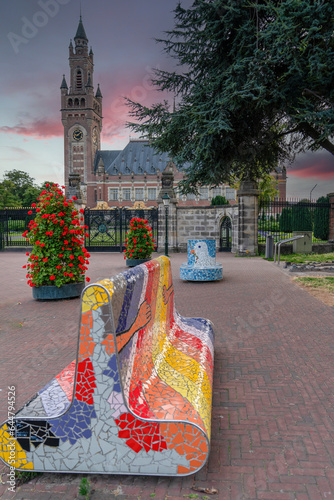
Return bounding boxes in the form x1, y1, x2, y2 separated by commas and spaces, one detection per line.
328, 192, 334, 241
237, 180, 259, 255
68, 173, 82, 202
68, 172, 86, 210
157, 164, 178, 253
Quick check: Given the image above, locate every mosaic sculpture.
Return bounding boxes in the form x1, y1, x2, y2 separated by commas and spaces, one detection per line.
180, 239, 223, 281
0, 256, 214, 476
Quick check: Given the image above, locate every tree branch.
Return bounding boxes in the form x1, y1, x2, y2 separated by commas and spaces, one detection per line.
299, 122, 334, 155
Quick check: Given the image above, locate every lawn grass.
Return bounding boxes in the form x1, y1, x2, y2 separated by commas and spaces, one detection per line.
265, 252, 334, 263
278, 252, 334, 263
294, 276, 334, 293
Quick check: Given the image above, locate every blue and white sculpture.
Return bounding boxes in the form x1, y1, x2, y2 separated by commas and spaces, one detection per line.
180, 239, 223, 281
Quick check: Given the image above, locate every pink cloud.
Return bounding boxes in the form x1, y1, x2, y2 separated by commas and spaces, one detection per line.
0, 118, 62, 138
99, 68, 170, 144
288, 153, 334, 180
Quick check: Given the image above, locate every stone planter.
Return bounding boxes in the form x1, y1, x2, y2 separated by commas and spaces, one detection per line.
126, 258, 151, 268
32, 281, 85, 300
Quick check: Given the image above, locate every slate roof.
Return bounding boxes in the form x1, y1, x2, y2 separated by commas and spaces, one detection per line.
94, 150, 122, 173
94, 140, 173, 175
74, 16, 88, 42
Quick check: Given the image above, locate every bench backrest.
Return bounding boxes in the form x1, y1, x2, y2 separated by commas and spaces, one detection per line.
85, 256, 214, 438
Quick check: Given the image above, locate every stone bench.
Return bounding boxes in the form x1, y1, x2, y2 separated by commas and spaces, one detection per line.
0, 256, 214, 476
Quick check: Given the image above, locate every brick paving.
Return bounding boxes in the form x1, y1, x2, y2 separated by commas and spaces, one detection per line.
0, 251, 333, 499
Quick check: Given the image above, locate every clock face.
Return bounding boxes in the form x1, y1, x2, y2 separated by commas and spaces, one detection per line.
73, 128, 83, 141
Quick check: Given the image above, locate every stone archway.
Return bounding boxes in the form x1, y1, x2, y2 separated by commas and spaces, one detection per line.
220, 216, 232, 252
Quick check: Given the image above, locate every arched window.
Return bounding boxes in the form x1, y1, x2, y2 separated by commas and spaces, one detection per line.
80, 98, 85, 107
67, 98, 73, 107
76, 70, 82, 90
74, 98, 79, 107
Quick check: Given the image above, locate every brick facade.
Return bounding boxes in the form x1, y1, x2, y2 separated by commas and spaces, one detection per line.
61, 18, 289, 212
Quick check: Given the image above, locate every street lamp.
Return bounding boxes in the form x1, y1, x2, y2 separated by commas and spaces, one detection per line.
162, 192, 170, 257
310, 184, 317, 202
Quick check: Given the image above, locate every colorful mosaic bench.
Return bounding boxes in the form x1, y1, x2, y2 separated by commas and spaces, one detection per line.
0, 256, 214, 476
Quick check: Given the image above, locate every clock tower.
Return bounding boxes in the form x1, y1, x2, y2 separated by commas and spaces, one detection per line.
60, 16, 102, 202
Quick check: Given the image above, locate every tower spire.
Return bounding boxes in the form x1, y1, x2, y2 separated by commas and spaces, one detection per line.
74, 14, 88, 43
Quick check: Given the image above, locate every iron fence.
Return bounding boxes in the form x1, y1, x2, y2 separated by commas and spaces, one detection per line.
259, 198, 330, 244
0, 208, 36, 247
0, 207, 159, 252
84, 207, 158, 252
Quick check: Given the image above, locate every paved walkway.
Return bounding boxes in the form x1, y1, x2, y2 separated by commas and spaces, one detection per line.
0, 251, 333, 500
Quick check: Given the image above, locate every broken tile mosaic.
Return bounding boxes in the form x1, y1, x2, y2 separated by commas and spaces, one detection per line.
0, 256, 214, 476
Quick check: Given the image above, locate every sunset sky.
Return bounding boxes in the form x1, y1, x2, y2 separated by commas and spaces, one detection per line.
0, 0, 333, 200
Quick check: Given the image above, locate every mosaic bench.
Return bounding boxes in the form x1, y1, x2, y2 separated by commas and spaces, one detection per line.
0, 256, 214, 476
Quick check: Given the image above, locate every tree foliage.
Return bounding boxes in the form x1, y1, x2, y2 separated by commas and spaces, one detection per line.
313, 196, 330, 241
0, 170, 47, 207
126, 0, 334, 192
0, 180, 22, 208
211, 195, 229, 206
3, 170, 37, 201
279, 207, 292, 233
258, 174, 279, 209
291, 201, 313, 232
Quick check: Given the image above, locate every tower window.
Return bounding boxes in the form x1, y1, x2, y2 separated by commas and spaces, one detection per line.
76, 70, 82, 90
74, 98, 79, 107
80, 98, 85, 107
68, 98, 73, 107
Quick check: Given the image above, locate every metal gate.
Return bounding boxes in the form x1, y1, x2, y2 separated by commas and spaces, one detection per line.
84, 207, 159, 252
0, 207, 158, 252
0, 208, 36, 249
220, 216, 232, 252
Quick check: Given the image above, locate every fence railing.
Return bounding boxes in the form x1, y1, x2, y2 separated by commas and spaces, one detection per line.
0, 207, 159, 252
259, 198, 330, 244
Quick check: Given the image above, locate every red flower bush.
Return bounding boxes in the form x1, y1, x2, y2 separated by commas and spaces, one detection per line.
23, 183, 90, 288
123, 218, 156, 260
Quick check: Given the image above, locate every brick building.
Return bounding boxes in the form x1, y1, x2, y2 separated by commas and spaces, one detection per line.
61, 17, 284, 208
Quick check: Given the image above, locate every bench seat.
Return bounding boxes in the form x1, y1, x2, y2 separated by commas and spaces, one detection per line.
0, 256, 214, 476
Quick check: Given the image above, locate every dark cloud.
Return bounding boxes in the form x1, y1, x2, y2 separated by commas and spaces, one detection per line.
288, 151, 334, 180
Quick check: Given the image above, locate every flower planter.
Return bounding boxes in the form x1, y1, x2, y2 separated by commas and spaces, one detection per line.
126, 258, 150, 268
32, 281, 85, 300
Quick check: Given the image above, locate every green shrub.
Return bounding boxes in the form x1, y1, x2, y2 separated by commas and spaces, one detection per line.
211, 195, 229, 206
279, 207, 292, 232
291, 202, 313, 231
313, 196, 329, 241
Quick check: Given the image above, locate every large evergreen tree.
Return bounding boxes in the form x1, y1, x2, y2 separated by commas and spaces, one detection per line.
126, 0, 334, 192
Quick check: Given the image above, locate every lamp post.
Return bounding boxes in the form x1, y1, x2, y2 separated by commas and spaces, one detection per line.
162, 192, 170, 257
310, 184, 317, 202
